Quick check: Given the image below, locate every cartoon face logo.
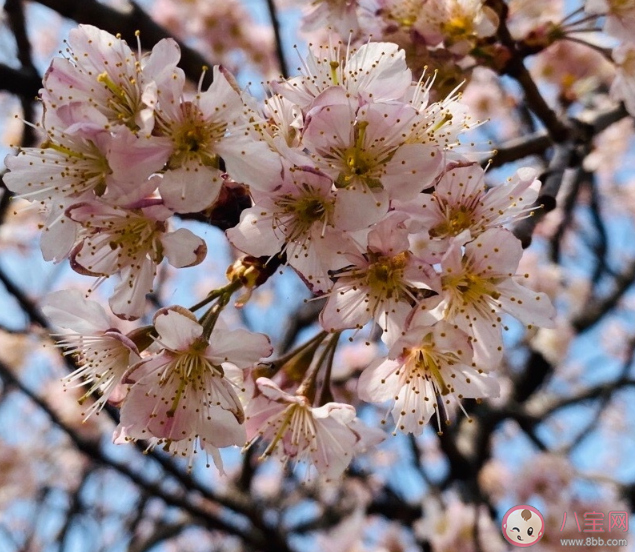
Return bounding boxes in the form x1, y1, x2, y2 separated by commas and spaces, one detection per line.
502, 505, 545, 547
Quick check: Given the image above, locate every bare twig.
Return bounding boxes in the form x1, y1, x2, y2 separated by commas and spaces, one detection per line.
264, 0, 289, 79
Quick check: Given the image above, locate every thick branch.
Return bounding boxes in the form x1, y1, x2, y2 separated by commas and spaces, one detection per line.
3, 0, 39, 146
0, 63, 40, 100
512, 142, 572, 248
486, 0, 570, 142
486, 131, 551, 168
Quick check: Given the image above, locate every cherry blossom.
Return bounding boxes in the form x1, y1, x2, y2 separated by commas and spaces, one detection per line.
247, 93, 307, 170
427, 228, 556, 366
302, 0, 362, 38
303, 94, 442, 227
1, 21, 568, 483
414, 0, 499, 55
532, 40, 615, 104
66, 200, 207, 319
585, 0, 635, 43
507, 0, 564, 40
416, 495, 506, 552
320, 214, 439, 345
245, 377, 383, 479
358, 321, 499, 434
398, 163, 539, 257
4, 125, 170, 208
272, 41, 412, 110
115, 307, 272, 472
404, 78, 484, 162
42, 289, 140, 417
41, 24, 181, 134
227, 167, 356, 292
153, 66, 282, 211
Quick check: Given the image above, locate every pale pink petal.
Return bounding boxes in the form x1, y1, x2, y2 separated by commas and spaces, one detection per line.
42, 289, 111, 333
200, 407, 247, 448
333, 185, 389, 231
357, 357, 402, 403
209, 328, 272, 367
109, 259, 155, 320
40, 211, 78, 262
159, 163, 223, 213
382, 144, 442, 200
226, 208, 284, 257
154, 308, 203, 351
161, 228, 207, 268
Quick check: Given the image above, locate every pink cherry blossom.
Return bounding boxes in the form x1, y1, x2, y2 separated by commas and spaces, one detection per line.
417, 496, 506, 552
507, 0, 564, 40
41, 24, 181, 134
303, 96, 442, 228
246, 93, 307, 171
398, 163, 539, 257
42, 289, 140, 417
302, 0, 361, 38
154, 65, 282, 209
4, 125, 170, 207
245, 377, 384, 479
66, 200, 207, 319
358, 321, 499, 435
226, 167, 357, 292
427, 228, 556, 366
405, 79, 485, 162
272, 41, 412, 111
586, 0, 635, 43
116, 307, 272, 472
414, 0, 499, 55
320, 214, 440, 345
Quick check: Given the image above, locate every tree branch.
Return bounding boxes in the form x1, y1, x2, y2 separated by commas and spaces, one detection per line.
264, 0, 289, 79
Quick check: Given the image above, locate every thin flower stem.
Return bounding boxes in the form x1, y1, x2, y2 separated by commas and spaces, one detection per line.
297, 332, 340, 401
260, 331, 328, 378
189, 289, 224, 313
198, 280, 243, 341
561, 13, 602, 29
557, 6, 585, 25
316, 332, 340, 406
562, 36, 613, 61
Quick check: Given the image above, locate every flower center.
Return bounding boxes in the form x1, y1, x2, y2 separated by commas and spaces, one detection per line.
366, 252, 410, 299
442, 270, 502, 319
97, 71, 140, 130
442, 16, 473, 42
412, 347, 451, 395
429, 205, 475, 238
275, 185, 334, 242
334, 121, 385, 190
167, 102, 225, 169
99, 214, 165, 263
161, 349, 221, 418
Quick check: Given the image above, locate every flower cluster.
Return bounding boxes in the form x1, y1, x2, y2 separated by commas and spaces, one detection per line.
4, 26, 556, 477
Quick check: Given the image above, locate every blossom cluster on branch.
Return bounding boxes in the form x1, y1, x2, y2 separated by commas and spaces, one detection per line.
9, 13, 614, 479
